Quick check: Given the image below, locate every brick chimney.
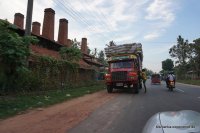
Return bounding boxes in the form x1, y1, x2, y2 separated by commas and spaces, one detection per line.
42, 8, 55, 41
57, 18, 68, 45
67, 39, 72, 47
81, 38, 87, 54
32, 22, 41, 36
14, 13, 24, 29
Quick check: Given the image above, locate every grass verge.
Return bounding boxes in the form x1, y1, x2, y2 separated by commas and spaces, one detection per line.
177, 80, 200, 86
0, 81, 105, 119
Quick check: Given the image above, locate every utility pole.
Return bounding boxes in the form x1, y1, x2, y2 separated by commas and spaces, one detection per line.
25, 0, 34, 36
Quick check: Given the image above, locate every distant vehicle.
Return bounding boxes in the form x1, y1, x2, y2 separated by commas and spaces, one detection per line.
151, 74, 161, 84
147, 76, 151, 79
142, 110, 200, 133
104, 43, 143, 93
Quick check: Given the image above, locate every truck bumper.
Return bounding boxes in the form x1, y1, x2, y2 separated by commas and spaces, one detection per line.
106, 80, 138, 87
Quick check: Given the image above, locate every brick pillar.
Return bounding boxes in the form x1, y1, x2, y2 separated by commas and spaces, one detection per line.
66, 39, 72, 48
32, 21, 41, 36
57, 18, 68, 45
14, 13, 24, 29
42, 8, 55, 41
81, 38, 87, 54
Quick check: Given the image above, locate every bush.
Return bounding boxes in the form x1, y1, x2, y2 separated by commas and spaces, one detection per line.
0, 20, 38, 94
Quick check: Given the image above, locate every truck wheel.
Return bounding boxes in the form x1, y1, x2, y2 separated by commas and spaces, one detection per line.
107, 85, 113, 93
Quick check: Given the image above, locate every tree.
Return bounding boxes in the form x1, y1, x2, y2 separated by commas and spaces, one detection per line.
59, 47, 82, 62
162, 59, 174, 71
0, 20, 38, 92
60, 38, 82, 62
169, 35, 190, 66
193, 38, 200, 56
87, 47, 91, 55
71, 38, 80, 49
169, 35, 191, 79
188, 38, 200, 76
98, 51, 104, 62
97, 50, 107, 66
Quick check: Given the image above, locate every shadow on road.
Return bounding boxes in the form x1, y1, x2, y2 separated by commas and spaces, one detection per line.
111, 88, 139, 94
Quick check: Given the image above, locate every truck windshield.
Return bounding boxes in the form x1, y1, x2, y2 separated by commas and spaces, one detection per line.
111, 61, 133, 68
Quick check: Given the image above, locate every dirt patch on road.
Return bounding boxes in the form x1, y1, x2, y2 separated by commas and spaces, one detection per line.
0, 90, 117, 133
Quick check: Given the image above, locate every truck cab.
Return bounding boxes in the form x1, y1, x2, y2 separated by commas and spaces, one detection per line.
105, 54, 142, 93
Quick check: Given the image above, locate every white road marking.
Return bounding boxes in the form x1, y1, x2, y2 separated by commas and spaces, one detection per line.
177, 83, 200, 88
176, 88, 184, 93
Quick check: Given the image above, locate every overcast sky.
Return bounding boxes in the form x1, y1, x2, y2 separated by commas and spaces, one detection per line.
0, 0, 200, 72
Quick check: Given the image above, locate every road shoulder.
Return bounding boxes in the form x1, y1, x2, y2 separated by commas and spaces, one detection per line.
177, 82, 200, 88
0, 90, 117, 133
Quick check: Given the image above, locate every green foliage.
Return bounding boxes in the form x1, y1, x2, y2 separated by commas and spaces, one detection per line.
97, 50, 107, 66
193, 38, 200, 55
169, 36, 200, 79
29, 54, 79, 91
71, 38, 80, 49
0, 20, 97, 95
98, 50, 105, 61
169, 35, 190, 65
189, 38, 200, 74
162, 59, 174, 71
59, 47, 82, 62
0, 81, 105, 119
87, 48, 91, 54
36, 55, 79, 72
0, 20, 38, 93
169, 35, 191, 79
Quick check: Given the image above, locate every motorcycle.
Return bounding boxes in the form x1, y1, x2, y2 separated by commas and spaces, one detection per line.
167, 80, 175, 91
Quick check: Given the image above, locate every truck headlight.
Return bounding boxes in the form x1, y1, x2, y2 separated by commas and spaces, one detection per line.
105, 74, 111, 81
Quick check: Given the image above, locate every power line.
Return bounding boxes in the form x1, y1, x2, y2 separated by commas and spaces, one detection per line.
82, 0, 118, 38
142, 42, 177, 44
84, 0, 120, 37
53, 0, 111, 42
62, 0, 115, 43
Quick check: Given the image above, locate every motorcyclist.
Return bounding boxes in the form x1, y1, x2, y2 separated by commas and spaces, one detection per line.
166, 72, 176, 87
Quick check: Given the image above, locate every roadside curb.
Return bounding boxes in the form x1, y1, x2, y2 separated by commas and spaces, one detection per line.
177, 82, 200, 88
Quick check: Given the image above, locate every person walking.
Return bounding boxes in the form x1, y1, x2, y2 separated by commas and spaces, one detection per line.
141, 69, 147, 93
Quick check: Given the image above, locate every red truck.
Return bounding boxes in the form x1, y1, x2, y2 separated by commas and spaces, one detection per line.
104, 43, 143, 93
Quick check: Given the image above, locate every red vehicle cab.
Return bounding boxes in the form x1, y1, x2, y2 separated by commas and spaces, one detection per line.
105, 55, 142, 93
151, 74, 161, 84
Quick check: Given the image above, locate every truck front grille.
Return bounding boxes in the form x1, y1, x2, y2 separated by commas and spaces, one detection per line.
111, 71, 127, 81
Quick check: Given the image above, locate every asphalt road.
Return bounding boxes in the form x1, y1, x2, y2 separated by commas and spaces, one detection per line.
68, 80, 200, 133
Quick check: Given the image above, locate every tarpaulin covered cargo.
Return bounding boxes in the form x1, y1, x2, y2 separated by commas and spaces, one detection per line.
104, 43, 143, 62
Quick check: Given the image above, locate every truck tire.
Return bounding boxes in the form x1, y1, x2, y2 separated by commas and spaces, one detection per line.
107, 85, 113, 93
